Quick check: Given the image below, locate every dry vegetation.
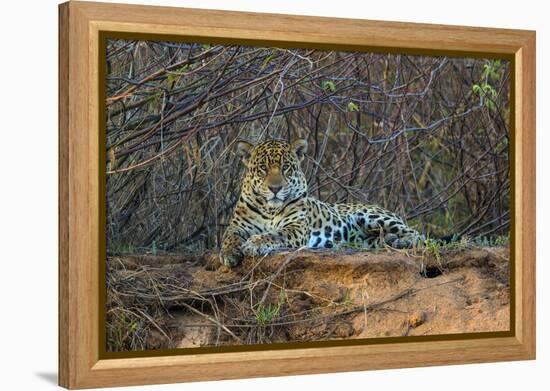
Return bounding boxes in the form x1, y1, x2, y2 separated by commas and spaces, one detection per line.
106, 40, 510, 254
104, 39, 510, 352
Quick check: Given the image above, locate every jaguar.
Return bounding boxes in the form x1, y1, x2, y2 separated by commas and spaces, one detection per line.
220, 138, 424, 267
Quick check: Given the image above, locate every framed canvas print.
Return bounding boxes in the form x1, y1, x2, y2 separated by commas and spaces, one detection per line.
58, 1, 536, 389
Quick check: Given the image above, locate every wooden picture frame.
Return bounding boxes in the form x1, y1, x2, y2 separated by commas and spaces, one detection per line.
59, 1, 536, 388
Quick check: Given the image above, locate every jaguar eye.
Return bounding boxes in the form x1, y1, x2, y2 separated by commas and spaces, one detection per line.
258, 164, 267, 173
282, 163, 290, 171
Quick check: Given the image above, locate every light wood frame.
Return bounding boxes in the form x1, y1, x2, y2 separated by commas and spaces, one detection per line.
59, 1, 536, 388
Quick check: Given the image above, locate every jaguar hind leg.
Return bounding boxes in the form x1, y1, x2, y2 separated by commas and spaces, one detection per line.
338, 204, 424, 249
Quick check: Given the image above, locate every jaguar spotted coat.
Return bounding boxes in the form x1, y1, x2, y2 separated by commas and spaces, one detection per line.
220, 139, 424, 267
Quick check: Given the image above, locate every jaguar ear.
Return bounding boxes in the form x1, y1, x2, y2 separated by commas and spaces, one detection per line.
291, 139, 308, 162
236, 140, 254, 164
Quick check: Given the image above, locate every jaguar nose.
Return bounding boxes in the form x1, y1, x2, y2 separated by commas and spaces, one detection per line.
269, 185, 282, 195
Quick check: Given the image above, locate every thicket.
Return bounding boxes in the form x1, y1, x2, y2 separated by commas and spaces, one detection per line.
105, 39, 510, 255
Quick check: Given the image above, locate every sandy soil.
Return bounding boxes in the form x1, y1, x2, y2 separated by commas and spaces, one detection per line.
107, 245, 510, 350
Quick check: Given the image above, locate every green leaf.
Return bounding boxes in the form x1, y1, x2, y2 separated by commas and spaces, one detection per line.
347, 101, 359, 112
321, 80, 336, 92
261, 53, 274, 69
166, 73, 176, 85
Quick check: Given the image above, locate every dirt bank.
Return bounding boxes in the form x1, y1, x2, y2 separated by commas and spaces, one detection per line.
106, 246, 510, 351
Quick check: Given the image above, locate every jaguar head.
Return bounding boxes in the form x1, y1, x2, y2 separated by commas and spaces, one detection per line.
237, 139, 308, 213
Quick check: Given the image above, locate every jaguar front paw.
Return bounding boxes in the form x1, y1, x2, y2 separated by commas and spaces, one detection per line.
220, 244, 244, 268
242, 234, 275, 257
